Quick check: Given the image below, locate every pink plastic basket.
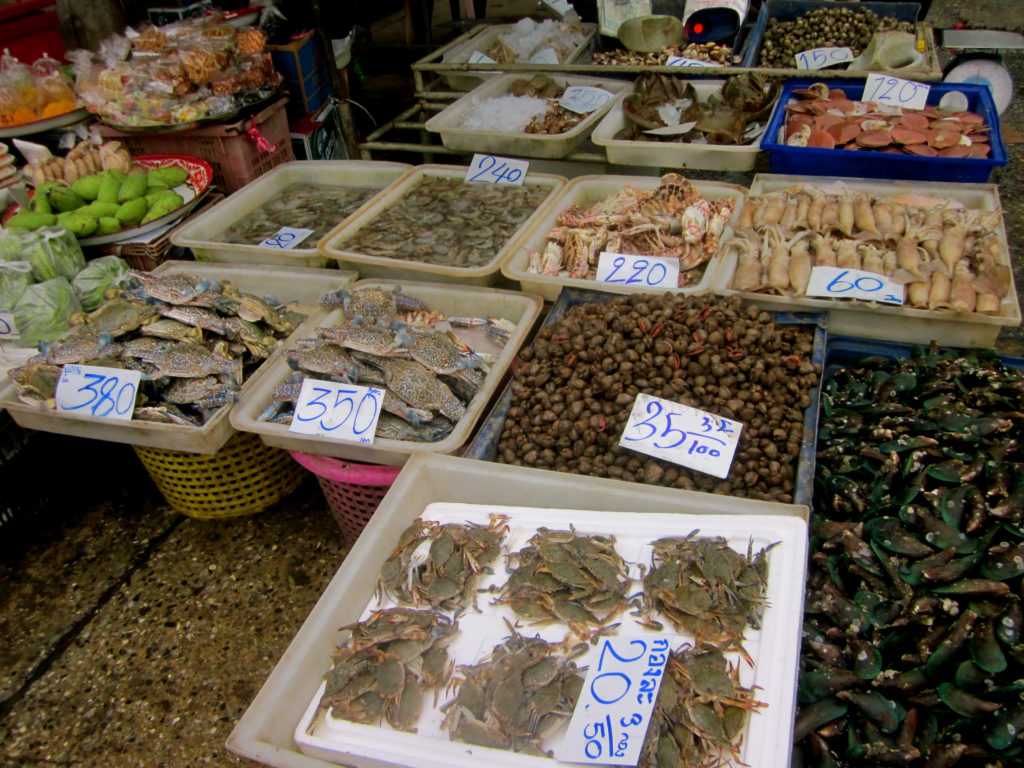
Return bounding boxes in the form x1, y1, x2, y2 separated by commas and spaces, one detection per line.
289, 451, 401, 545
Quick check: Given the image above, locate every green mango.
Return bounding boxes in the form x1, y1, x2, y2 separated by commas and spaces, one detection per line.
117, 172, 149, 203
115, 198, 149, 227
140, 192, 184, 224
32, 181, 62, 213
61, 212, 99, 237
70, 174, 102, 202
5, 210, 58, 230
97, 171, 121, 204
96, 217, 122, 236
77, 201, 121, 218
146, 166, 188, 188
48, 185, 87, 213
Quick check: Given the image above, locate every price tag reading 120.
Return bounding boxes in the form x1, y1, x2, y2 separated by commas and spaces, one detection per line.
795, 46, 854, 70
557, 637, 671, 766
805, 266, 904, 305
259, 227, 315, 250
289, 378, 383, 444
55, 364, 140, 421
863, 72, 930, 110
559, 86, 614, 114
465, 154, 529, 185
620, 394, 742, 479
595, 252, 679, 289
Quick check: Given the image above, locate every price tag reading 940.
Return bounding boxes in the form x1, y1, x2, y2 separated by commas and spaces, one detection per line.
258, 227, 315, 250
864, 72, 930, 110
557, 637, 671, 766
805, 266, 904, 305
465, 154, 529, 185
665, 56, 714, 68
620, 394, 742, 479
595, 252, 679, 289
795, 46, 854, 70
0, 310, 17, 340
559, 86, 614, 114
55, 364, 140, 421
289, 378, 383, 443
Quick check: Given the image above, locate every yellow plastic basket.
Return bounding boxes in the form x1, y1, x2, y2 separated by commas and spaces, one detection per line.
134, 432, 306, 519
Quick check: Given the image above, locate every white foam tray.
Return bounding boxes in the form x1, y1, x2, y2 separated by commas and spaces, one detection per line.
227, 453, 808, 768
0, 261, 357, 454
709, 174, 1022, 347
229, 279, 543, 466
425, 74, 629, 160
591, 80, 769, 172
318, 165, 567, 286
171, 160, 411, 269
502, 174, 748, 301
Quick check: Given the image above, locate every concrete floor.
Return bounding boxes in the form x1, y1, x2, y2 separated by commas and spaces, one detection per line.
1, 1, 1023, 767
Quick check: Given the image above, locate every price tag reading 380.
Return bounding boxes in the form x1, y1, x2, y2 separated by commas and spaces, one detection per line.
620, 394, 742, 479
465, 154, 529, 185
864, 72, 930, 111
559, 86, 614, 114
806, 266, 904, 305
795, 46, 854, 70
557, 637, 671, 766
596, 252, 679, 289
259, 226, 315, 250
56, 364, 140, 421
288, 378, 383, 444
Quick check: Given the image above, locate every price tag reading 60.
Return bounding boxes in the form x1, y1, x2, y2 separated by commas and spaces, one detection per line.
288, 378, 383, 444
56, 364, 140, 421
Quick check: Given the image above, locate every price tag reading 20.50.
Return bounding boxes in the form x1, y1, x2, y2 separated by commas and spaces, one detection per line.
864, 72, 930, 110
289, 378, 383, 443
259, 227, 315, 250
805, 266, 905, 305
595, 252, 679, 289
620, 393, 742, 479
56, 364, 140, 421
465, 154, 529, 185
557, 637, 671, 766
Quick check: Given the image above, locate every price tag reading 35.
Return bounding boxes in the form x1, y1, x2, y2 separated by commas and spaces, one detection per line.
805, 266, 904, 305
0, 310, 17, 340
864, 72, 930, 111
559, 86, 614, 114
557, 637, 671, 766
259, 227, 315, 250
465, 154, 529, 185
56, 364, 140, 421
620, 394, 742, 479
595, 252, 679, 289
288, 378, 383, 443
795, 46, 854, 70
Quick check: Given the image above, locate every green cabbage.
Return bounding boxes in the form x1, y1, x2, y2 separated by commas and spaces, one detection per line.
72, 255, 130, 311
22, 227, 86, 282
0, 261, 33, 310
12, 276, 82, 346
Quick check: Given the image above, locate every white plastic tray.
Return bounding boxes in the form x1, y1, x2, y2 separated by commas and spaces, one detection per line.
591, 80, 770, 172
227, 453, 808, 768
502, 174, 748, 301
710, 174, 1021, 347
229, 278, 543, 466
425, 74, 629, 160
171, 160, 411, 269
318, 165, 567, 286
0, 261, 357, 454
442, 22, 597, 91
294, 502, 806, 768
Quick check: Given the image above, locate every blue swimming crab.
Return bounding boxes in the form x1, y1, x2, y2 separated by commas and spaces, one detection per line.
360, 356, 466, 424
133, 404, 202, 426
70, 298, 159, 339
154, 303, 228, 337
127, 270, 220, 304
162, 375, 239, 410
140, 318, 205, 343
234, 292, 297, 334
322, 285, 426, 328
33, 326, 117, 365
8, 362, 61, 407
286, 339, 359, 381
317, 326, 408, 359
147, 341, 241, 384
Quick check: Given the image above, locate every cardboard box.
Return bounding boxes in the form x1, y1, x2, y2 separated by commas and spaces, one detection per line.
289, 100, 346, 160
266, 31, 333, 118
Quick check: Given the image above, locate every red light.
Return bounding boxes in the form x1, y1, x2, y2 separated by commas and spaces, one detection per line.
694, 23, 704, 34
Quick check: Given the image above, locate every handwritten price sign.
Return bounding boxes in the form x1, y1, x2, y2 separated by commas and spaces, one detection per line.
805, 266, 904, 305
557, 637, 671, 766
259, 227, 315, 250
0, 310, 17, 340
559, 86, 614, 114
864, 72, 930, 110
795, 46, 854, 70
465, 154, 529, 185
56, 364, 140, 421
665, 56, 714, 68
620, 394, 742, 479
289, 378, 383, 443
596, 252, 679, 289
467, 50, 496, 64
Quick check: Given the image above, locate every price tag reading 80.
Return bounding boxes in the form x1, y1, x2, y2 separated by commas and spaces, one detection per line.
619, 393, 743, 479
863, 72, 930, 111
559, 86, 614, 114
55, 364, 140, 421
0, 310, 17, 340
805, 266, 905, 305
288, 378, 383, 444
795, 46, 854, 70
556, 637, 672, 766
258, 227, 315, 250
665, 56, 714, 68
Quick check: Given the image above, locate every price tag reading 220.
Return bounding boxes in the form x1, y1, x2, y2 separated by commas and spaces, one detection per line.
557, 637, 671, 766
56, 364, 140, 421
595, 252, 679, 289
289, 378, 383, 444
864, 72, 930, 110
620, 393, 742, 479
465, 154, 529, 186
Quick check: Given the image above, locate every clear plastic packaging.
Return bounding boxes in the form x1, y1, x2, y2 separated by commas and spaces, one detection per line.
0, 261, 32, 310
12, 276, 82, 345
21, 228, 86, 283
71, 255, 130, 311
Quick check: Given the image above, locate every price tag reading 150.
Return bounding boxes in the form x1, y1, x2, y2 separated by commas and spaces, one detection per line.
288, 378, 383, 444
56, 364, 140, 421
795, 46, 854, 70
557, 637, 671, 766
620, 394, 742, 479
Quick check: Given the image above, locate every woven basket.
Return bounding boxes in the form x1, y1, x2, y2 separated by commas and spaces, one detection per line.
289, 451, 400, 545
134, 431, 305, 519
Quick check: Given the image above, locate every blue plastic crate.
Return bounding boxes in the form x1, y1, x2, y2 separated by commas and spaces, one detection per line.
466, 288, 827, 508
761, 78, 1007, 182
740, 0, 921, 68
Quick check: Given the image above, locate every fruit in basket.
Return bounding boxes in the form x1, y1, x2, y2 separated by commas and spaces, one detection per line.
48, 186, 87, 213
6, 210, 57, 230
147, 166, 188, 188
115, 198, 148, 227
117, 171, 148, 202
57, 211, 98, 237
96, 217, 121, 236
141, 192, 183, 224
70, 174, 101, 201
96, 170, 121, 203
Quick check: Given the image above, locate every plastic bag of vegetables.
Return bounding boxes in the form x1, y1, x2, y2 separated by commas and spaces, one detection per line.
72, 255, 130, 311
0, 228, 30, 262
12, 276, 82, 346
0, 261, 33, 310
22, 227, 85, 282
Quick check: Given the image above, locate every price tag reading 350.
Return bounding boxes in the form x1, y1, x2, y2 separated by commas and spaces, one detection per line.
557, 637, 671, 766
795, 46, 854, 70
596, 252, 679, 289
864, 72, 930, 110
56, 364, 140, 421
620, 394, 742, 479
559, 86, 614, 114
805, 266, 904, 305
289, 378, 383, 443
259, 227, 315, 250
465, 154, 529, 185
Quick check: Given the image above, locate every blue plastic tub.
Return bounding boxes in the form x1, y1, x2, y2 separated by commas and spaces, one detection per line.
761, 78, 1007, 182
466, 287, 828, 508
740, 0, 922, 68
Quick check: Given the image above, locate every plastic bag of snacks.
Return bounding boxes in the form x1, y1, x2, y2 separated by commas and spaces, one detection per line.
0, 51, 78, 127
